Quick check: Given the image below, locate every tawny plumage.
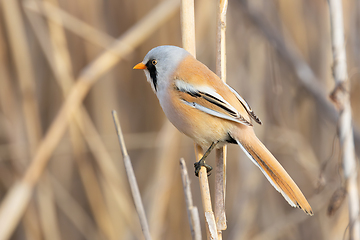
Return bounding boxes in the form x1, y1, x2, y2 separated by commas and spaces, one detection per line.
235, 128, 313, 215
134, 45, 313, 216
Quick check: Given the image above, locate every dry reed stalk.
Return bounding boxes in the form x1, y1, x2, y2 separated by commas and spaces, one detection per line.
112, 110, 152, 240
214, 149, 226, 232
26, 10, 137, 221
34, 1, 86, 239
181, 0, 218, 239
76, 0, 119, 134
25, 5, 142, 237
79, 109, 140, 235
181, 0, 196, 57
0, 1, 180, 238
180, 158, 202, 240
21, 0, 179, 185
25, 0, 129, 204
215, 0, 228, 238
1, 0, 43, 153
195, 145, 218, 240
238, 0, 360, 157
0, 28, 20, 155
0, 182, 33, 240
78, 110, 139, 235
0, 23, 44, 240
0, 19, 29, 173
0, 1, 62, 239
40, 0, 117, 237
327, 0, 360, 239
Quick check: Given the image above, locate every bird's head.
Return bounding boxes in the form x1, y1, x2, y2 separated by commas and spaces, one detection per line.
133, 45, 190, 92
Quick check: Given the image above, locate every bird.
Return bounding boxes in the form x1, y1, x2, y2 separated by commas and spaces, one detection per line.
133, 45, 313, 215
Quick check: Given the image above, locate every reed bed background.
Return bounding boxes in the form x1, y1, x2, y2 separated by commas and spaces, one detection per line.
0, 0, 359, 239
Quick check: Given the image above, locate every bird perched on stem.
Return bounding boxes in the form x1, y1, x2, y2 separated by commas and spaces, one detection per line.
134, 45, 313, 215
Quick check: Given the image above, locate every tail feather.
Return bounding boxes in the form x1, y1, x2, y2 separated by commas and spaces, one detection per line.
236, 135, 313, 216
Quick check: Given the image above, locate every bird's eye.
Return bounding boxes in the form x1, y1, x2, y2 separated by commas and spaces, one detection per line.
152, 59, 157, 65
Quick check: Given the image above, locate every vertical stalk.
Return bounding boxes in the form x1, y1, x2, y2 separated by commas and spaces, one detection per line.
112, 111, 152, 240
180, 158, 202, 240
0, 1, 44, 239
195, 145, 218, 240
215, 0, 228, 239
181, 0, 196, 57
327, 0, 360, 239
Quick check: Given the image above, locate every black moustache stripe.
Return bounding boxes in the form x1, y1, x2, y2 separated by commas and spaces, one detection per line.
146, 60, 158, 91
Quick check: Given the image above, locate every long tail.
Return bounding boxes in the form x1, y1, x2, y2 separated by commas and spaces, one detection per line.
235, 132, 313, 216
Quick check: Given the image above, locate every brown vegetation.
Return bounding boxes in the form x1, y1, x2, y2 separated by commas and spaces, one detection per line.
0, 0, 359, 239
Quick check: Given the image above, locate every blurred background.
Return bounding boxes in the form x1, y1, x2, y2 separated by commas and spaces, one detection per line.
0, 0, 360, 239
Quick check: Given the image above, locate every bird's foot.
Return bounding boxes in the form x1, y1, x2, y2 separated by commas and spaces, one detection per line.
194, 159, 212, 177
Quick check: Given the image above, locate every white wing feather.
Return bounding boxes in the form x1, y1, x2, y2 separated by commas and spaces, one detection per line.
175, 80, 251, 126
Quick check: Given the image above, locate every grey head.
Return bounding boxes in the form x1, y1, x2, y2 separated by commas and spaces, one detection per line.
137, 45, 190, 92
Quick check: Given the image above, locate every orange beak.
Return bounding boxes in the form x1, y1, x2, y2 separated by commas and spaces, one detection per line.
133, 62, 146, 70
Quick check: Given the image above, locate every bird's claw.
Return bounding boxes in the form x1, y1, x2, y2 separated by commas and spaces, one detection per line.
194, 160, 213, 177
